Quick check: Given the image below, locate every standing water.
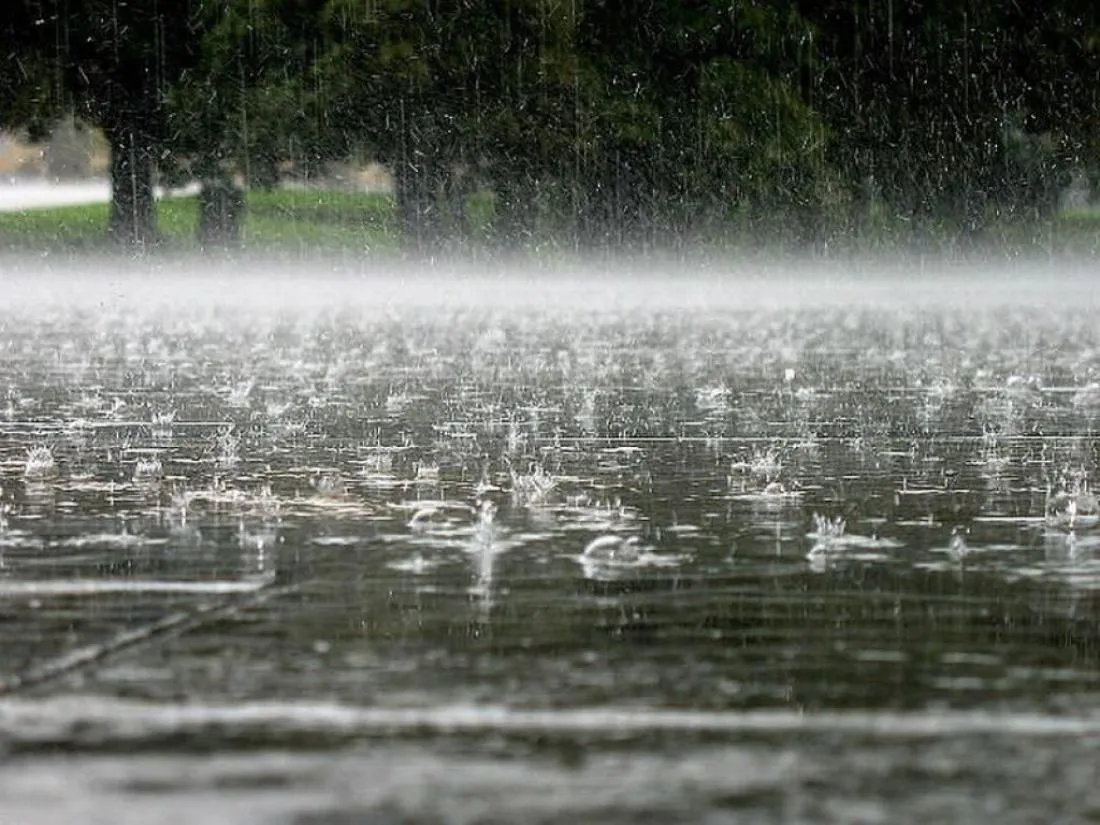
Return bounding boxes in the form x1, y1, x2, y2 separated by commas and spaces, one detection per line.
1, 261, 1099, 823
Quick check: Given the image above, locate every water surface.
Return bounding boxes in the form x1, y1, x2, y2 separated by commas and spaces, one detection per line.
1, 262, 1099, 822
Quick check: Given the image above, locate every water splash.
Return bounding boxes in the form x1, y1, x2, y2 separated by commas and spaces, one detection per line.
24, 445, 57, 480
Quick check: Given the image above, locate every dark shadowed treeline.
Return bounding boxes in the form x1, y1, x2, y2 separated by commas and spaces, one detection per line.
1, 1, 209, 245
2, 1, 1098, 252
800, 0, 1100, 247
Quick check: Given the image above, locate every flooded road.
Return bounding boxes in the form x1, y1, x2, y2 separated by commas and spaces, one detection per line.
1, 262, 1099, 822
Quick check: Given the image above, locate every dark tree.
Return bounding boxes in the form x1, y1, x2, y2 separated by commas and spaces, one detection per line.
8, 0, 1100, 254
2, 1, 213, 246
318, 0, 488, 252
571, 1, 832, 248
798, 0, 1100, 245
164, 0, 331, 246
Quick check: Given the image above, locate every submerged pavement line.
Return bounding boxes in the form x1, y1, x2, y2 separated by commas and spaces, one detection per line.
0, 582, 297, 697
0, 699, 1099, 747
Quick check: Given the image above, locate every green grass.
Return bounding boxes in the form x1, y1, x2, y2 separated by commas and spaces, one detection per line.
0, 187, 403, 255
1043, 209, 1100, 256
0, 200, 118, 249
243, 188, 398, 252
1, 185, 1098, 258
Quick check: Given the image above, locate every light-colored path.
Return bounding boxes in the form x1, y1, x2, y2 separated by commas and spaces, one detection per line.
0, 179, 199, 212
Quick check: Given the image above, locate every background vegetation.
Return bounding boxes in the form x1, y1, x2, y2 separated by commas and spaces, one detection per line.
2, 1, 1098, 255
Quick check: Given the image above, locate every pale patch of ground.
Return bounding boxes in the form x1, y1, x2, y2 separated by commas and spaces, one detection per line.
0, 180, 202, 212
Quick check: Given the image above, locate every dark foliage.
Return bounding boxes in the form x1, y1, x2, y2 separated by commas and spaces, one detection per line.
3, 0, 1098, 252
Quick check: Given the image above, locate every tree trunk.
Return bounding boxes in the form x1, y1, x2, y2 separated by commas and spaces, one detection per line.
491, 170, 538, 250
394, 158, 442, 255
442, 165, 473, 240
197, 179, 245, 249
106, 119, 158, 246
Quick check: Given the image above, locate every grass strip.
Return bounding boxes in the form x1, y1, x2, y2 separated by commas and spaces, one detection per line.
0, 187, 1097, 257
